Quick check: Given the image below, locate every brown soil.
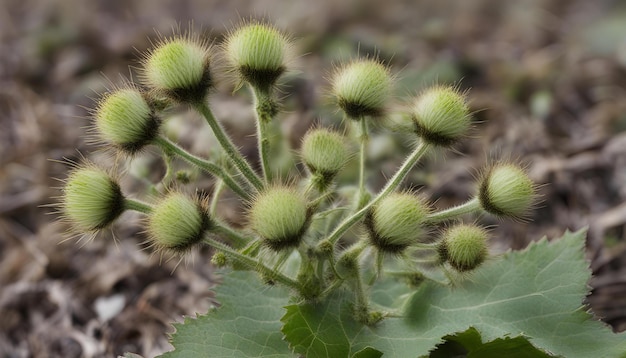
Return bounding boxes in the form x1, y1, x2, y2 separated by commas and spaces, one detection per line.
1, 0, 626, 356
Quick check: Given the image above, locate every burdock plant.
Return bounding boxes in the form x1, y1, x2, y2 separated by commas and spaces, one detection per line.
56, 20, 626, 358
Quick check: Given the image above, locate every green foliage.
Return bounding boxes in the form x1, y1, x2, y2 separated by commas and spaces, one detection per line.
161, 271, 293, 358
433, 328, 552, 358
165, 230, 626, 358
56, 20, 626, 358
398, 229, 626, 358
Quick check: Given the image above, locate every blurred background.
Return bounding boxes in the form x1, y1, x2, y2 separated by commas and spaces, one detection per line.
1, 0, 626, 356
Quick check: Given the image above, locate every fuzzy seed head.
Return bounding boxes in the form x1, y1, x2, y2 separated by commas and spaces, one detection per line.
95, 88, 158, 153
301, 129, 348, 178
366, 192, 430, 253
144, 37, 211, 102
62, 166, 125, 232
332, 59, 391, 119
225, 22, 289, 89
439, 224, 488, 272
148, 193, 209, 253
479, 164, 535, 218
411, 86, 471, 146
249, 187, 308, 250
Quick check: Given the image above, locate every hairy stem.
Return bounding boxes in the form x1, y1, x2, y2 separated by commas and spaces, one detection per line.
123, 198, 153, 214
155, 153, 174, 193
212, 221, 252, 248
202, 237, 301, 291
426, 197, 481, 223
192, 101, 264, 191
153, 136, 250, 200
338, 241, 371, 323
353, 267, 370, 322
209, 178, 225, 217
355, 118, 369, 210
251, 87, 276, 183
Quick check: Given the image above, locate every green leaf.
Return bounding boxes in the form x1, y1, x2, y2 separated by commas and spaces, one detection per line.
283, 289, 394, 358
369, 274, 414, 309
160, 271, 295, 358
279, 271, 412, 357
436, 327, 552, 358
353, 347, 384, 358
282, 229, 626, 357
396, 229, 626, 357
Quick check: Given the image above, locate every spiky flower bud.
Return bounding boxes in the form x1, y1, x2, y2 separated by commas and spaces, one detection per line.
479, 164, 536, 219
248, 186, 309, 251
224, 22, 290, 90
143, 36, 212, 103
94, 88, 159, 154
438, 224, 488, 272
411, 86, 471, 146
332, 59, 392, 119
365, 192, 430, 253
301, 128, 348, 185
175, 170, 193, 184
62, 166, 125, 232
211, 251, 229, 268
147, 192, 210, 254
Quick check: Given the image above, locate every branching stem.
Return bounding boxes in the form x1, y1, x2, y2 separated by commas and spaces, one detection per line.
212, 222, 251, 248
426, 197, 481, 223
192, 101, 264, 191
210, 178, 225, 217
356, 118, 369, 210
153, 136, 250, 200
319, 142, 430, 248
202, 237, 301, 291
251, 87, 275, 183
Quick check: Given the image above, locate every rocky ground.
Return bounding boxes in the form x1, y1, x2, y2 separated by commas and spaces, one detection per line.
1, 0, 626, 356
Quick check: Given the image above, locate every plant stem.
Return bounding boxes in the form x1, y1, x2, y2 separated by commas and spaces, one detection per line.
124, 198, 153, 214
212, 221, 251, 248
209, 178, 225, 217
309, 190, 333, 209
372, 250, 384, 284
153, 136, 251, 201
156, 153, 174, 192
339, 241, 371, 324
192, 101, 265, 191
426, 197, 481, 223
354, 118, 369, 211
303, 175, 317, 196
316, 256, 327, 285
319, 142, 430, 247
202, 237, 301, 291
353, 266, 370, 322
251, 87, 275, 183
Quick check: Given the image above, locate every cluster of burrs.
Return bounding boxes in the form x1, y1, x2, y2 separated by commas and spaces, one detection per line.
58, 21, 536, 325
